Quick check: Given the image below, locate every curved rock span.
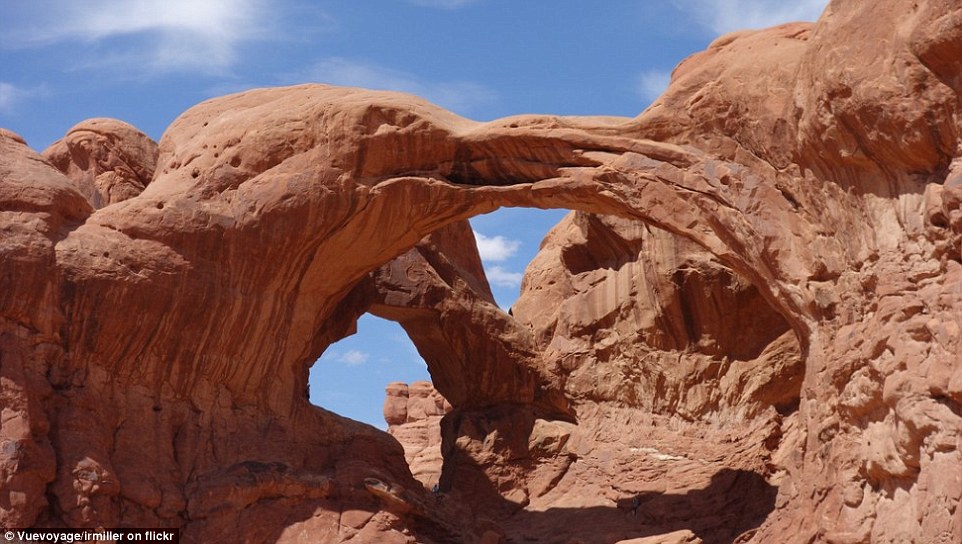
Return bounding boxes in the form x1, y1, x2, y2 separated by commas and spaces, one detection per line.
3, 0, 962, 542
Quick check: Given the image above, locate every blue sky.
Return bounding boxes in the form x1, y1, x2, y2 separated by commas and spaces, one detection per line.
0, 0, 827, 428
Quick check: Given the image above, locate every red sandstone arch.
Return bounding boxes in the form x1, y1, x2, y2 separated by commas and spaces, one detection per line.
5, 1, 962, 539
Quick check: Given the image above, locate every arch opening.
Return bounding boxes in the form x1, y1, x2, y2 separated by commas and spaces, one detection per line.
292, 188, 806, 542
307, 207, 571, 488
469, 207, 571, 310
309, 314, 431, 430
304, 201, 805, 431
304, 203, 803, 499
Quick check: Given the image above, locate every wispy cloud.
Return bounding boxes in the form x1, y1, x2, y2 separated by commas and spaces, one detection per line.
338, 350, 370, 366
292, 57, 496, 114
1, 0, 281, 74
486, 266, 523, 288
474, 231, 521, 262
0, 83, 20, 114
406, 0, 478, 8
635, 69, 671, 103
674, 0, 828, 35
473, 230, 524, 288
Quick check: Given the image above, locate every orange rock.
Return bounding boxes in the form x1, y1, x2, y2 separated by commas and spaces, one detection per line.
4, 1, 962, 541
384, 381, 449, 489
43, 118, 158, 209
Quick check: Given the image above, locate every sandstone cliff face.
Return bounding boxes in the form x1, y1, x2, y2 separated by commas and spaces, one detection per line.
3, 0, 962, 542
384, 381, 450, 489
513, 212, 803, 421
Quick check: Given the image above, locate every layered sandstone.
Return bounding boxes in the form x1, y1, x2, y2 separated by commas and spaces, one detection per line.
2, 0, 962, 542
384, 382, 450, 488
43, 118, 159, 209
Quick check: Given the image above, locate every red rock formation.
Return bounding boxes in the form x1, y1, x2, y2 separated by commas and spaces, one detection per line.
513, 212, 803, 420
3, 0, 962, 541
43, 118, 158, 209
384, 382, 450, 489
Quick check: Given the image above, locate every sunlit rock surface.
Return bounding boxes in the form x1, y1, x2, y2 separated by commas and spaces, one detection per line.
4, 1, 962, 541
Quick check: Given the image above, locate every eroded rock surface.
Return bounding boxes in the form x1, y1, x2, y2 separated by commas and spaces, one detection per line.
3, 0, 962, 542
43, 118, 159, 209
385, 382, 450, 489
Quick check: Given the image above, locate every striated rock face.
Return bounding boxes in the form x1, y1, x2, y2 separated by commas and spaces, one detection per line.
43, 118, 159, 209
3, 0, 962, 542
384, 382, 450, 489
513, 212, 803, 421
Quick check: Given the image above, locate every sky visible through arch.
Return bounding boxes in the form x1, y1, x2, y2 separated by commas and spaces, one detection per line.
0, 0, 828, 428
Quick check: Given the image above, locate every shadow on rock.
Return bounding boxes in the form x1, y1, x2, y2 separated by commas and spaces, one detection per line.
487, 468, 777, 544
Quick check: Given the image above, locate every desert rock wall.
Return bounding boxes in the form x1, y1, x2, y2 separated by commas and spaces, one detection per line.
2, 0, 962, 542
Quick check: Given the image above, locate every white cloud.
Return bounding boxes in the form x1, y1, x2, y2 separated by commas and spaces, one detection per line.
4, 0, 275, 74
635, 69, 671, 103
0, 83, 20, 114
674, 0, 828, 35
294, 57, 496, 114
473, 230, 524, 288
474, 231, 521, 262
486, 266, 523, 288
406, 0, 477, 8
338, 350, 370, 366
